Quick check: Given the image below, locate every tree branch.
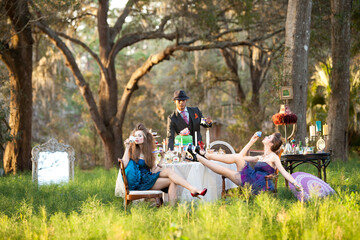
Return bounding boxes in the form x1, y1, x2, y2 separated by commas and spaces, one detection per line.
116, 39, 255, 124
213, 76, 238, 83
67, 12, 96, 23
127, 38, 257, 84
109, 0, 138, 42
97, 0, 110, 60
251, 27, 285, 42
56, 31, 108, 79
212, 27, 245, 40
108, 16, 174, 66
34, 20, 111, 140
173, 40, 254, 51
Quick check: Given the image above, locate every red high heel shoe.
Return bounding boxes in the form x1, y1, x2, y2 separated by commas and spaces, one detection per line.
191, 188, 207, 197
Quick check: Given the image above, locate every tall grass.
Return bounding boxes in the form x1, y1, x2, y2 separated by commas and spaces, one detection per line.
1, 159, 360, 239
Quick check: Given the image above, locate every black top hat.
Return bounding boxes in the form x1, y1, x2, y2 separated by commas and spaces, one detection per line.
173, 90, 190, 100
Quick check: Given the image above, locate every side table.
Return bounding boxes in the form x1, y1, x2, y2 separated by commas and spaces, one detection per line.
281, 152, 331, 187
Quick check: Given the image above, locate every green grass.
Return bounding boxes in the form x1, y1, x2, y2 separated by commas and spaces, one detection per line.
1, 159, 360, 239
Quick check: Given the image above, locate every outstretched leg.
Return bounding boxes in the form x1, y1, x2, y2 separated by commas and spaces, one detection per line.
201, 149, 246, 171
205, 152, 239, 164
159, 168, 202, 194
197, 154, 242, 186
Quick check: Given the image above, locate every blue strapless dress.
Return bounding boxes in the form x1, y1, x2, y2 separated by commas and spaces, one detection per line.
125, 159, 160, 190
240, 162, 275, 193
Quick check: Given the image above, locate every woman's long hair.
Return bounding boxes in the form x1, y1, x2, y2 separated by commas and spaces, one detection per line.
271, 132, 283, 153
129, 123, 156, 168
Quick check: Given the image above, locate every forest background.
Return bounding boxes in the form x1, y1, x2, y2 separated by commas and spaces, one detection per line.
1, 0, 360, 171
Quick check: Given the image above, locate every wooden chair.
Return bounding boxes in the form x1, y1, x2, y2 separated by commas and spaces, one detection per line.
118, 159, 163, 210
221, 149, 284, 197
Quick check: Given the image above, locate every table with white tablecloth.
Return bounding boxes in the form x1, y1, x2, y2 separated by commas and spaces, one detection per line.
163, 161, 238, 201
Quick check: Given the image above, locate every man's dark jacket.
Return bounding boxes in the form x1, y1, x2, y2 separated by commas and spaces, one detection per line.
167, 107, 210, 150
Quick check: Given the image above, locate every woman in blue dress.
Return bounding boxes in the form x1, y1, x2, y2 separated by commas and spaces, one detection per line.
186, 132, 303, 193
122, 123, 207, 204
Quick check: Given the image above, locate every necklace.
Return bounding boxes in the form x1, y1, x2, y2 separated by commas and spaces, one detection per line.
258, 152, 273, 162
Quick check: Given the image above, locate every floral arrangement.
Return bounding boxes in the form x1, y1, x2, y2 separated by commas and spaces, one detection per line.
272, 104, 297, 125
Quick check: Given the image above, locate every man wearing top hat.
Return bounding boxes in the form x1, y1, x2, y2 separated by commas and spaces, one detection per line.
167, 90, 212, 150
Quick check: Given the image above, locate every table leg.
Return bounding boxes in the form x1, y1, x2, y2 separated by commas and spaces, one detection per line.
284, 161, 289, 188
322, 160, 327, 182
317, 160, 322, 179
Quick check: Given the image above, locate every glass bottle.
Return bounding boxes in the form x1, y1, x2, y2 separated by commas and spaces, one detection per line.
298, 141, 303, 154
291, 139, 296, 154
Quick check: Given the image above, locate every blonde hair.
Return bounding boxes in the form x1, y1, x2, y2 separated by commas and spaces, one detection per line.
129, 123, 156, 168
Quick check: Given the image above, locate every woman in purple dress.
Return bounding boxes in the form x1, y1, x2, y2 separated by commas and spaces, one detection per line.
122, 123, 207, 205
186, 132, 303, 194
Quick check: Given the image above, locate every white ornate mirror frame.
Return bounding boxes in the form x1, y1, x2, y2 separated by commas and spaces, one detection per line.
31, 138, 75, 185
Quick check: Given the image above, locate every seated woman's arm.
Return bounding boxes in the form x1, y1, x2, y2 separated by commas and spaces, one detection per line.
242, 155, 261, 162
234, 133, 261, 162
151, 165, 162, 173
273, 156, 303, 191
122, 139, 131, 168
151, 152, 164, 173
238, 133, 259, 157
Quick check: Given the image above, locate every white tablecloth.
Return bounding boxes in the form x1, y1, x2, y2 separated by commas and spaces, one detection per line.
163, 161, 238, 201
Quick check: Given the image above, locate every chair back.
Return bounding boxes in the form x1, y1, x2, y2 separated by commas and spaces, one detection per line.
210, 141, 235, 154
118, 159, 130, 195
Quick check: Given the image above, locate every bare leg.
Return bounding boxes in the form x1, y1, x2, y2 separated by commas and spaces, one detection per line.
205, 152, 239, 164
159, 168, 202, 194
197, 154, 242, 186
168, 181, 177, 205
151, 178, 177, 205
151, 177, 171, 190
202, 150, 246, 171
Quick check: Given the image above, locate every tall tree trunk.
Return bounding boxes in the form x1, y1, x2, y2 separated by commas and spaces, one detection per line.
327, 0, 352, 161
283, 0, 312, 143
0, 0, 33, 174
97, 0, 121, 168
